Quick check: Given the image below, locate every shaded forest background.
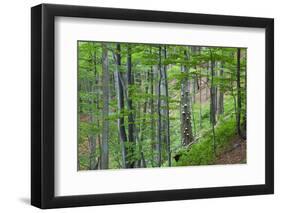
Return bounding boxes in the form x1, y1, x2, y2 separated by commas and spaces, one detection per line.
78, 41, 247, 170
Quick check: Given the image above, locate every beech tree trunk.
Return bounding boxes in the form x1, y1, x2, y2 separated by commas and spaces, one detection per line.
210, 59, 216, 125
149, 55, 156, 166
243, 50, 247, 137
181, 49, 193, 146
138, 72, 149, 167
88, 49, 97, 170
210, 50, 217, 155
163, 46, 171, 166
101, 44, 109, 169
126, 44, 135, 168
199, 66, 203, 128
114, 44, 127, 168
218, 61, 224, 115
237, 48, 242, 137
157, 46, 162, 167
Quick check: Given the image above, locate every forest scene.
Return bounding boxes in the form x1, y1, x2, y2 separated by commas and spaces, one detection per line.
78, 41, 247, 171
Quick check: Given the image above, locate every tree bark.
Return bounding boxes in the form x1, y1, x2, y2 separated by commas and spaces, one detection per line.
138, 72, 149, 167
113, 44, 127, 168
210, 50, 217, 156
88, 49, 97, 170
126, 44, 135, 168
163, 46, 171, 166
181, 49, 193, 146
101, 43, 109, 169
210, 56, 216, 125
205, 63, 209, 101
237, 48, 242, 137
199, 66, 203, 129
243, 50, 247, 137
157, 46, 162, 167
218, 61, 224, 115
149, 51, 156, 166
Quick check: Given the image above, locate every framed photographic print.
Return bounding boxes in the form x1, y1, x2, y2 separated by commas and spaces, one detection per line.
31, 3, 274, 209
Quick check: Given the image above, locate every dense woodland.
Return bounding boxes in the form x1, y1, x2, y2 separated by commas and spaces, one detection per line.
78, 41, 247, 170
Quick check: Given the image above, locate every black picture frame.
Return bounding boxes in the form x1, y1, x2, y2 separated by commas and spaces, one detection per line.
31, 3, 274, 209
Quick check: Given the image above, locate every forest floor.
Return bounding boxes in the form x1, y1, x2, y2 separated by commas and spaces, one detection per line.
215, 135, 246, 165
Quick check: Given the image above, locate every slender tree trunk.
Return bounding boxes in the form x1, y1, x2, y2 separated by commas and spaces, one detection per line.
210, 50, 217, 156
157, 46, 162, 167
205, 63, 209, 101
138, 72, 149, 167
243, 50, 247, 137
237, 48, 242, 137
113, 44, 127, 168
94, 50, 101, 169
149, 57, 156, 166
196, 48, 202, 129
89, 49, 97, 170
126, 44, 135, 168
181, 49, 193, 146
163, 46, 171, 166
210, 58, 216, 125
218, 61, 224, 115
159, 47, 167, 165
101, 43, 109, 169
192, 47, 197, 104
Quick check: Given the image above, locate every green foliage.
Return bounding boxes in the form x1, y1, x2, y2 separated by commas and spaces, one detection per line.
77, 41, 247, 170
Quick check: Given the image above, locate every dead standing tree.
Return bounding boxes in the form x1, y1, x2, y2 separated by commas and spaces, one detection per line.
181, 49, 193, 146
